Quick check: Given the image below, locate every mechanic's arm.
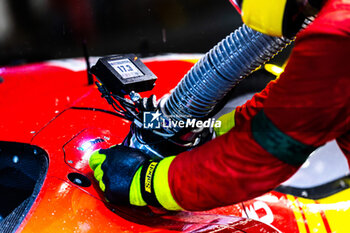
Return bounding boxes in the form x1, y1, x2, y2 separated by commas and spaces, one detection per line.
167, 29, 350, 210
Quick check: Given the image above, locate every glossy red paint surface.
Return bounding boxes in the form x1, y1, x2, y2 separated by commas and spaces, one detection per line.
4, 56, 347, 232
0, 57, 279, 232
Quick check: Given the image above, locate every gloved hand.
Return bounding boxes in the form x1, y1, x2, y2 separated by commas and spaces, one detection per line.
89, 145, 182, 210
214, 109, 236, 137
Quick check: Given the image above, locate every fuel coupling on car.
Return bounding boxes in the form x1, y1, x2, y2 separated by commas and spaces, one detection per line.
91, 54, 210, 158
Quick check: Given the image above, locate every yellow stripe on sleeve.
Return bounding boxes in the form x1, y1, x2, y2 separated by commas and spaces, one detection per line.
214, 110, 236, 137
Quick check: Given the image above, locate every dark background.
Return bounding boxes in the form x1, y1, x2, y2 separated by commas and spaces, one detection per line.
0, 0, 246, 66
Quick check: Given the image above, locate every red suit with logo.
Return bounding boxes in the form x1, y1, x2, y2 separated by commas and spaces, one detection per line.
168, 0, 350, 210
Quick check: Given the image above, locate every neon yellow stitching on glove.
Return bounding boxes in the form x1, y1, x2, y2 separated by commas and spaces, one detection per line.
130, 166, 147, 206
214, 110, 236, 137
94, 164, 106, 192
154, 156, 183, 211
89, 150, 106, 170
89, 150, 106, 192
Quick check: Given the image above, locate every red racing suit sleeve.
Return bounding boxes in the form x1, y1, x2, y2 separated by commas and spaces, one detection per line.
168, 0, 350, 211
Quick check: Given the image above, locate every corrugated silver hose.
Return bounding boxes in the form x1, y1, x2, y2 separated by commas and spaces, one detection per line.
163, 24, 291, 132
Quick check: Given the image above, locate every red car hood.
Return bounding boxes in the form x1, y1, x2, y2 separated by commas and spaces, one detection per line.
0, 56, 280, 233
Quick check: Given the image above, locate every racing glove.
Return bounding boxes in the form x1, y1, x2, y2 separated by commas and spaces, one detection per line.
214, 109, 236, 137
89, 145, 182, 211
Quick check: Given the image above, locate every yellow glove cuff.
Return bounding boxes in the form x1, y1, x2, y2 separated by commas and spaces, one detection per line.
154, 156, 183, 211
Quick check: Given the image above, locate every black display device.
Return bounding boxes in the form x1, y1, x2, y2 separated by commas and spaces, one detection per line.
91, 54, 157, 95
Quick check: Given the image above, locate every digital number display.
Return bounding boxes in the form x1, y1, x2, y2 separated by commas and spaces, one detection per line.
108, 59, 144, 79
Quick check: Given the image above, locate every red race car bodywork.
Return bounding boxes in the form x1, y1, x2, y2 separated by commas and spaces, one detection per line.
0, 55, 349, 232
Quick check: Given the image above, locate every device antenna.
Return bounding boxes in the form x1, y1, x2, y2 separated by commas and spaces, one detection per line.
83, 40, 94, 85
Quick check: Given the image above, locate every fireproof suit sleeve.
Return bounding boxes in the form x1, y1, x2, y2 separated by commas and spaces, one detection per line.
167, 0, 350, 211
